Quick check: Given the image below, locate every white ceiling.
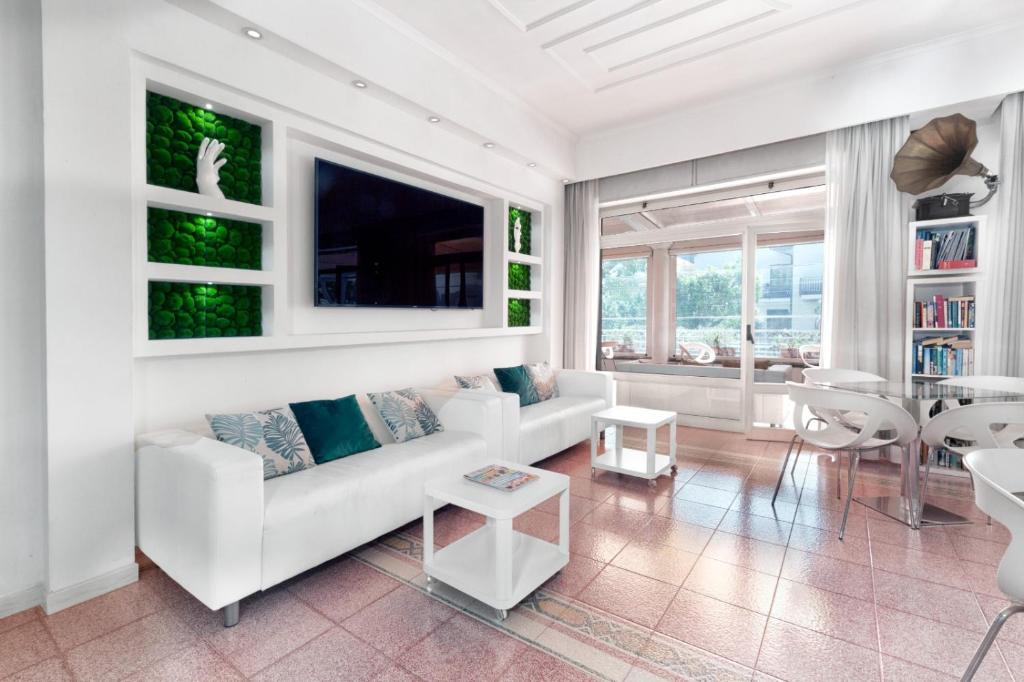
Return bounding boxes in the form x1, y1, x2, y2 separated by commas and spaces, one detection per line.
363, 0, 1024, 134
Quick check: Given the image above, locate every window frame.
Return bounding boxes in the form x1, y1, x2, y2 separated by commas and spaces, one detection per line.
599, 252, 653, 359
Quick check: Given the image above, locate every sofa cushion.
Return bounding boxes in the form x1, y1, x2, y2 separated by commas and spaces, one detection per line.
261, 429, 486, 587
494, 365, 540, 407
454, 375, 498, 392
368, 388, 443, 443
519, 395, 607, 465
206, 408, 316, 480
289, 395, 381, 464
526, 361, 559, 402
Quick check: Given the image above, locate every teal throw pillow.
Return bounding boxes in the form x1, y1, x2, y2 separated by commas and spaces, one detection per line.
289, 395, 381, 464
493, 365, 540, 407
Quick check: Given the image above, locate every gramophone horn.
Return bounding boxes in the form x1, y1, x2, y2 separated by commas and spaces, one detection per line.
890, 113, 991, 195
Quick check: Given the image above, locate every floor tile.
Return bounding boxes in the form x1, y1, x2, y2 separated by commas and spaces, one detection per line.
287, 556, 401, 622
403, 613, 525, 682
569, 521, 630, 563
251, 626, 391, 682
514, 508, 561, 543
342, 585, 455, 657
654, 496, 728, 528
683, 556, 778, 615
880, 655, 956, 681
770, 578, 878, 650
949, 533, 1009, 567
582, 503, 654, 536
675, 483, 738, 510
569, 477, 616, 503
123, 642, 242, 681
634, 516, 714, 553
655, 588, 767, 668
374, 664, 423, 681
6, 657, 74, 682
779, 547, 874, 602
868, 541, 966, 589
866, 518, 956, 557
730, 494, 799, 523
537, 494, 597, 524
65, 610, 196, 682
536, 619, 635, 681
792, 503, 868, 538
497, 644, 596, 681
611, 540, 699, 585
975, 593, 1024, 648
756, 618, 880, 682
0, 621, 58, 679
688, 468, 749, 493
577, 565, 678, 628
45, 579, 164, 651
178, 588, 332, 676
716, 510, 793, 546
787, 523, 872, 566
703, 531, 786, 576
0, 608, 39, 636
947, 520, 1012, 545
543, 553, 605, 598
959, 559, 1005, 599
872, 569, 988, 633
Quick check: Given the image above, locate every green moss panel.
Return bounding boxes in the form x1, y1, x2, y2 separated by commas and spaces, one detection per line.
508, 262, 531, 291
508, 207, 532, 255
146, 91, 263, 204
508, 298, 531, 327
148, 281, 262, 340
148, 207, 261, 270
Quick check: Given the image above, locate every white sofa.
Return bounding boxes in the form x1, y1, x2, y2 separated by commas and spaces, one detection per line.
135, 389, 502, 626
452, 369, 614, 466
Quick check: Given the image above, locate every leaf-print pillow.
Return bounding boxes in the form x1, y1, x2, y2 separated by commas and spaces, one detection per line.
367, 389, 443, 443
454, 375, 498, 392
206, 407, 316, 480
526, 361, 559, 402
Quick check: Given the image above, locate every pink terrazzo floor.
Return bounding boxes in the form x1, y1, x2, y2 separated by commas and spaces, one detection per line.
1, 427, 1021, 681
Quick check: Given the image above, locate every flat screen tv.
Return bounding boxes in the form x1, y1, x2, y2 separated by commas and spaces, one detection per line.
314, 158, 485, 308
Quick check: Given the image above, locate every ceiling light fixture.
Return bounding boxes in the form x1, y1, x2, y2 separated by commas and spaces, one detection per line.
527, 162, 537, 167
427, 115, 441, 123
352, 80, 368, 89
482, 142, 496, 149
243, 27, 262, 40
562, 179, 571, 184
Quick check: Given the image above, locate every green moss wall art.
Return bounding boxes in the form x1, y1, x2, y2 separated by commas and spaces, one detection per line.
148, 207, 261, 270
146, 91, 263, 205
508, 263, 531, 291
508, 298, 531, 327
508, 207, 532, 254
149, 281, 262, 340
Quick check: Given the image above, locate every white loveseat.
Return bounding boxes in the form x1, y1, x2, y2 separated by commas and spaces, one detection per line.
450, 369, 614, 466
135, 389, 502, 625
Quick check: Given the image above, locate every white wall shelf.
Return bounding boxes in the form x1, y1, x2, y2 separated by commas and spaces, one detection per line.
502, 203, 545, 330
508, 252, 542, 266
508, 289, 542, 300
907, 215, 982, 279
145, 262, 274, 287
145, 184, 275, 223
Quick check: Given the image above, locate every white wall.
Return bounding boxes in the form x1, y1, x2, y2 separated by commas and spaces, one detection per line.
38, 0, 565, 611
0, 0, 47, 616
577, 21, 1024, 181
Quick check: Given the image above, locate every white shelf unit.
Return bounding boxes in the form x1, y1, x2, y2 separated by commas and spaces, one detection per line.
503, 203, 544, 330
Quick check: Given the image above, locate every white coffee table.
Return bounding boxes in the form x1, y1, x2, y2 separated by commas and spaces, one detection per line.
422, 460, 569, 620
591, 405, 677, 486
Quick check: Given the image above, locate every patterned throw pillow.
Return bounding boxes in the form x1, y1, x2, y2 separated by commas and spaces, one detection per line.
493, 365, 540, 407
206, 407, 316, 480
526, 361, 559, 402
454, 375, 498, 392
368, 388, 444, 443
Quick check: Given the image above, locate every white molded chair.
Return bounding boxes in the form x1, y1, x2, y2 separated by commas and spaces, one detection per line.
799, 344, 821, 368
960, 448, 1024, 681
772, 368, 886, 506
680, 341, 716, 365
939, 376, 1024, 449
784, 382, 918, 539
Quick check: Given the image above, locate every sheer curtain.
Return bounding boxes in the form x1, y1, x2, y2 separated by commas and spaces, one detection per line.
822, 117, 910, 380
979, 92, 1024, 375
562, 180, 601, 370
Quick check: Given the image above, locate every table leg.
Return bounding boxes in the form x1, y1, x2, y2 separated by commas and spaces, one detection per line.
494, 517, 512, 606
615, 423, 624, 465
558, 489, 569, 557
669, 417, 677, 472
591, 418, 599, 476
423, 494, 435, 573
906, 441, 922, 529
646, 425, 656, 478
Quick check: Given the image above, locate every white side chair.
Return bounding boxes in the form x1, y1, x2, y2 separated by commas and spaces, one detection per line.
960, 448, 1024, 681
772, 368, 886, 505
940, 376, 1024, 448
799, 344, 821, 368
784, 382, 918, 539
680, 341, 716, 365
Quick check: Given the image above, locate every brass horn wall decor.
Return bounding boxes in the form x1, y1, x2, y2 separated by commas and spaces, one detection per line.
890, 113, 1000, 208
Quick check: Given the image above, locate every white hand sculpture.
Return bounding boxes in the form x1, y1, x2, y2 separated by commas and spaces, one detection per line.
513, 216, 522, 253
196, 137, 227, 199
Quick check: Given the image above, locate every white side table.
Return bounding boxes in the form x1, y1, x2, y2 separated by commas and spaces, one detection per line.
422, 460, 569, 620
591, 405, 677, 487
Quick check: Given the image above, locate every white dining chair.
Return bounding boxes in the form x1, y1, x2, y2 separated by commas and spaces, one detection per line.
940, 376, 1024, 448
798, 344, 821, 367
771, 368, 886, 506
785, 382, 919, 539
960, 448, 1024, 681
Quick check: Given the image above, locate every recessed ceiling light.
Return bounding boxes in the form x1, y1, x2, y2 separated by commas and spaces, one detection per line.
204, 103, 213, 110
427, 115, 441, 123
527, 162, 537, 167
352, 80, 368, 89
243, 27, 262, 40
482, 142, 495, 149
562, 179, 571, 184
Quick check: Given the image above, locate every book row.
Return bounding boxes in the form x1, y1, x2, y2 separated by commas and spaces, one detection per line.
913, 294, 975, 329
913, 226, 976, 271
912, 340, 974, 377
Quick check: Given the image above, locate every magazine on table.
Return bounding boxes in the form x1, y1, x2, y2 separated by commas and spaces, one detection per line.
464, 464, 538, 492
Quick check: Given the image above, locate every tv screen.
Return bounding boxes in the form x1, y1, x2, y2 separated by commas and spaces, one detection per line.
314, 158, 485, 308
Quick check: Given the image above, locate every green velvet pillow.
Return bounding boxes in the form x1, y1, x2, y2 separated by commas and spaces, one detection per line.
493, 365, 540, 407
288, 395, 381, 464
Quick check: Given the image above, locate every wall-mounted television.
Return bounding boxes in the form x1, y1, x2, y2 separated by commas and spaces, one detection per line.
314, 158, 485, 308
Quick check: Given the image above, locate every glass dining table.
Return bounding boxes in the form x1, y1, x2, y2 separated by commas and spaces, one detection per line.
817, 380, 1024, 529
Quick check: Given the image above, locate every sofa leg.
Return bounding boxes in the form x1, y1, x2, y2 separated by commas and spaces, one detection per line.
223, 601, 239, 628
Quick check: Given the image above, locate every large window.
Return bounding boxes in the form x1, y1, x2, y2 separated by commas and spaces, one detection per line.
675, 248, 742, 358
601, 257, 648, 356
753, 239, 823, 360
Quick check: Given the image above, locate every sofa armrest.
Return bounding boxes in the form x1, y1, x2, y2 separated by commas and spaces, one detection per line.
420, 389, 507, 461
557, 369, 615, 407
136, 431, 263, 611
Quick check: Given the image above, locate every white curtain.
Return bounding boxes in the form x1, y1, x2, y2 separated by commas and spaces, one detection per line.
822, 117, 910, 380
979, 92, 1024, 376
563, 180, 601, 370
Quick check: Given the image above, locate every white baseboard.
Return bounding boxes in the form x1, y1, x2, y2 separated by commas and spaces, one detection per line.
43, 562, 139, 615
0, 583, 44, 619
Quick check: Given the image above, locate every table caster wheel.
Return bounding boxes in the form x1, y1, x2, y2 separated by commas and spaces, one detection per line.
425, 575, 433, 584
671, 464, 678, 473
497, 609, 508, 621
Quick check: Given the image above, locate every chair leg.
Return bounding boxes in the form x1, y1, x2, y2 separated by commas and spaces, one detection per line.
961, 603, 1024, 681
839, 451, 860, 541
772, 433, 800, 506
789, 438, 805, 477
835, 450, 843, 499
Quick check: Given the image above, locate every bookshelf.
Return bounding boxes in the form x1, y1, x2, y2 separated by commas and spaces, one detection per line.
905, 216, 986, 478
